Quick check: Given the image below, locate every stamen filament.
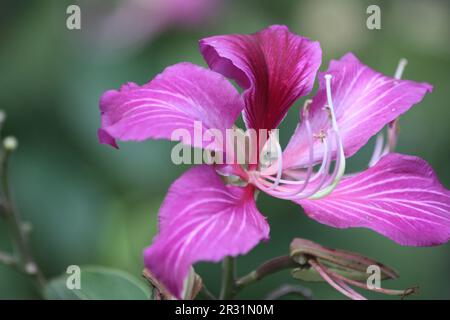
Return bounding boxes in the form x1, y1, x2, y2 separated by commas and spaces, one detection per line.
368, 133, 384, 167
252, 75, 345, 200
308, 259, 366, 300
307, 74, 346, 199
325, 267, 417, 297
368, 58, 407, 166
261, 108, 315, 189
394, 58, 408, 80
267, 131, 283, 191
255, 135, 332, 199
383, 119, 399, 155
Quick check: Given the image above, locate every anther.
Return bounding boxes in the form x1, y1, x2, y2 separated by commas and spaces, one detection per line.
313, 129, 326, 142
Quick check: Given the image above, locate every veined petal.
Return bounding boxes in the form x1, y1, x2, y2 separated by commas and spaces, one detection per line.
200, 25, 322, 130
98, 62, 244, 149
282, 53, 432, 169
144, 165, 270, 298
296, 153, 450, 246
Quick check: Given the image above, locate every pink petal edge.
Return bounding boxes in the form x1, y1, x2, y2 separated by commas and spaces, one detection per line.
98, 62, 244, 149
296, 153, 450, 246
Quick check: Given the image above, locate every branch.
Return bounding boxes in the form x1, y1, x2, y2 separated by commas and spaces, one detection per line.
0, 135, 45, 290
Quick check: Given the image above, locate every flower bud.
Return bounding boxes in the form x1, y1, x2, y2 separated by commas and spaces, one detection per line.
289, 238, 417, 300
3, 136, 18, 151
143, 267, 202, 300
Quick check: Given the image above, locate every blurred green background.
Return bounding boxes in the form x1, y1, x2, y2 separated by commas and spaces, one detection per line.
0, 0, 449, 299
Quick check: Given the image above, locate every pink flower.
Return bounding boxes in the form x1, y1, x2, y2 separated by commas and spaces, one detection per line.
91, 0, 221, 54
98, 25, 450, 299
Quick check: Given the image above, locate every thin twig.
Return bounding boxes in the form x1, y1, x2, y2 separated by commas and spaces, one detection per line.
0, 137, 46, 291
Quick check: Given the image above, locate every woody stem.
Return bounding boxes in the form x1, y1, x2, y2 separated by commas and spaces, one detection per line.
0, 142, 45, 292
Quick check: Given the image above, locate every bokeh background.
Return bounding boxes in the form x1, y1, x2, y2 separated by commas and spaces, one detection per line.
0, 0, 449, 299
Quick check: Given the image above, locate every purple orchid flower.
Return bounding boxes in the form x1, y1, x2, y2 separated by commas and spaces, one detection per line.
98, 25, 450, 299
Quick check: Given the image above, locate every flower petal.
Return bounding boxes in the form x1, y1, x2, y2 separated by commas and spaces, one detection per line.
144, 165, 270, 298
200, 25, 322, 130
282, 53, 432, 169
296, 153, 450, 246
99, 62, 244, 148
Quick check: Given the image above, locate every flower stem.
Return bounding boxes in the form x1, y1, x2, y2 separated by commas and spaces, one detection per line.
0, 141, 46, 292
235, 255, 297, 291
220, 256, 236, 299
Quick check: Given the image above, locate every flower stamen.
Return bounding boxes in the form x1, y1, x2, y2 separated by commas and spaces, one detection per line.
368, 58, 407, 166
394, 58, 408, 80
253, 75, 345, 200
307, 74, 346, 199
266, 131, 283, 191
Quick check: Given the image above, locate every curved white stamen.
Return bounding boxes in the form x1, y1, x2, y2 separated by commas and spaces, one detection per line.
285, 135, 332, 198
299, 102, 316, 191
306, 74, 346, 199
315, 132, 342, 188
383, 58, 406, 153
261, 106, 315, 190
256, 135, 332, 199
394, 58, 408, 80
294, 139, 333, 198
368, 58, 407, 166
324, 75, 339, 131
382, 119, 399, 155
267, 131, 283, 191
252, 75, 345, 200
368, 133, 384, 167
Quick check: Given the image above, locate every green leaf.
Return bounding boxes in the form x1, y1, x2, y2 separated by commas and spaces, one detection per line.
44, 266, 152, 300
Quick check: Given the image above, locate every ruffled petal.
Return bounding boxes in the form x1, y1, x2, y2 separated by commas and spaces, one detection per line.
99, 62, 244, 149
282, 53, 432, 170
296, 153, 450, 246
200, 25, 321, 130
144, 165, 270, 298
